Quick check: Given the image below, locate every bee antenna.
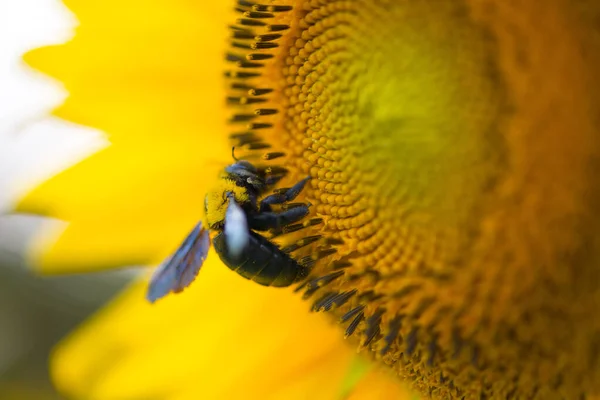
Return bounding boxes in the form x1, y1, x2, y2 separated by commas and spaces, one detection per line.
231, 146, 239, 162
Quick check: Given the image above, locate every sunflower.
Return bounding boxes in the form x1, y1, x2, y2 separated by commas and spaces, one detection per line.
19, 0, 600, 399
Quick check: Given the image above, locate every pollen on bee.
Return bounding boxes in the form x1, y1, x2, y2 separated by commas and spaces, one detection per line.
204, 180, 250, 228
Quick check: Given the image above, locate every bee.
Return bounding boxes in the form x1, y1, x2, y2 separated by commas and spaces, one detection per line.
147, 156, 312, 303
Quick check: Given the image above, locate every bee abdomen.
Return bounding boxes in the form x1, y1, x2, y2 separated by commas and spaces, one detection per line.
213, 232, 309, 287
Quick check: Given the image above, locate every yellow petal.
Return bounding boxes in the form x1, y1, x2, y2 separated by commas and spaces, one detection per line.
52, 259, 358, 400
346, 368, 415, 400
18, 0, 234, 271
20, 139, 227, 272
22, 0, 232, 144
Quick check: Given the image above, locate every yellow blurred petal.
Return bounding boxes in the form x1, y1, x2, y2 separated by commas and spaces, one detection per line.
22, 0, 233, 143
52, 259, 358, 400
23, 0, 233, 144
345, 368, 415, 400
18, 0, 234, 271
337, 357, 370, 399
19, 139, 227, 272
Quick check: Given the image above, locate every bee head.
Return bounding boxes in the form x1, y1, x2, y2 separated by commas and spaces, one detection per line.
224, 161, 266, 193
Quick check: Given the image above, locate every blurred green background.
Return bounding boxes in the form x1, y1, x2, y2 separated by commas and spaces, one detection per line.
0, 215, 131, 400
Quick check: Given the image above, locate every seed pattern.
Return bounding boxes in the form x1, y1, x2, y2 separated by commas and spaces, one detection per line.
225, 2, 443, 386
225, 1, 291, 162
226, 2, 351, 307
225, 1, 600, 399
225, 2, 335, 274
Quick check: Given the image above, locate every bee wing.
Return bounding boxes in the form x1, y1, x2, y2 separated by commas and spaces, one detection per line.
224, 195, 249, 259
146, 222, 211, 303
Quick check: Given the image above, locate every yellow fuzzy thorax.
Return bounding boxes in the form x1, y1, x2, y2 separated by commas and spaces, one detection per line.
202, 176, 250, 230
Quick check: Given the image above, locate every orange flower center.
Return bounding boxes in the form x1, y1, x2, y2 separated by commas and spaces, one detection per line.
223, 1, 600, 398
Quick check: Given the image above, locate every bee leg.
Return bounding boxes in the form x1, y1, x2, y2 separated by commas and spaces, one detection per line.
248, 204, 310, 231
264, 175, 284, 187
260, 176, 311, 211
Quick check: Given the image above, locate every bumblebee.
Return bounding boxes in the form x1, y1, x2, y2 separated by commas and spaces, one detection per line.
147, 158, 311, 302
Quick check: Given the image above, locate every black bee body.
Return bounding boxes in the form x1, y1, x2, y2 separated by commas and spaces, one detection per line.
213, 230, 309, 287
147, 157, 312, 302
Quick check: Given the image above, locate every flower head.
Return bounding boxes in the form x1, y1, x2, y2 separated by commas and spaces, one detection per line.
20, 0, 600, 399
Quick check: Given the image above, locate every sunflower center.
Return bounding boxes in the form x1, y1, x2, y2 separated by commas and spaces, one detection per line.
224, 1, 599, 398
224, 0, 506, 392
